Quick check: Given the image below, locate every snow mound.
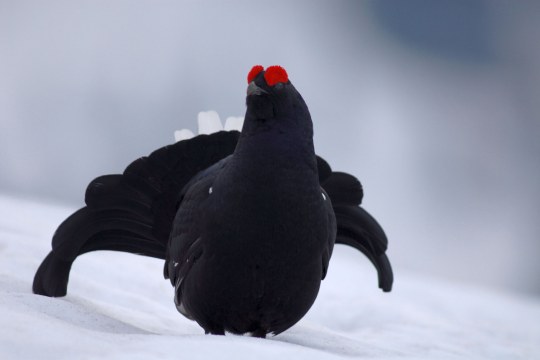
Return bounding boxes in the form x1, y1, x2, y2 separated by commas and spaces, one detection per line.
0, 194, 539, 359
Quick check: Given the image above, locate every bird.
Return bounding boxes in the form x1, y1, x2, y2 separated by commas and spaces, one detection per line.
33, 65, 393, 338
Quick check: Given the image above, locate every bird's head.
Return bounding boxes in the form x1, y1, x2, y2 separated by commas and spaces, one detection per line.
243, 65, 312, 136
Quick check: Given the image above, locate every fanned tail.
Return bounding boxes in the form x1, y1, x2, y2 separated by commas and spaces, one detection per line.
333, 205, 393, 292
33, 131, 240, 297
33, 132, 393, 297
322, 171, 393, 292
32, 205, 161, 297
32, 175, 165, 297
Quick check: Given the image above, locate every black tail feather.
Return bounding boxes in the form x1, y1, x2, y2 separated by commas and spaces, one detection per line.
85, 175, 156, 215
322, 170, 393, 292
82, 230, 165, 257
32, 251, 73, 297
334, 205, 393, 292
322, 171, 363, 206
33, 131, 241, 297
33, 206, 165, 297
51, 208, 157, 260
333, 205, 388, 253
336, 234, 393, 292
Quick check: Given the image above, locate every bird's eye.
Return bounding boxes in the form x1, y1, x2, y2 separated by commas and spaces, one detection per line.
247, 65, 264, 83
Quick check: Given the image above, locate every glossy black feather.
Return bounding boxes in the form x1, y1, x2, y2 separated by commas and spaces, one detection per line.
321, 170, 392, 291
33, 69, 393, 337
33, 131, 239, 297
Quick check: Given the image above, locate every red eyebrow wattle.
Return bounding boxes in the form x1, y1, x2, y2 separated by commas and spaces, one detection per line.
264, 66, 288, 86
247, 65, 264, 83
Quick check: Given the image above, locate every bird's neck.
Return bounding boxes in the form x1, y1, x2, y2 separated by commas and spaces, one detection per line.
233, 127, 318, 179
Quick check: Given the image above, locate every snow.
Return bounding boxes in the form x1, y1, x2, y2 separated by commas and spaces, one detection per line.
1, 194, 539, 359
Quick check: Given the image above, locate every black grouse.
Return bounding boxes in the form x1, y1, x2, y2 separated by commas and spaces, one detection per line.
33, 65, 393, 338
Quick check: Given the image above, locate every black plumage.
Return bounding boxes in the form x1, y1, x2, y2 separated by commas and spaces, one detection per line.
33, 66, 393, 337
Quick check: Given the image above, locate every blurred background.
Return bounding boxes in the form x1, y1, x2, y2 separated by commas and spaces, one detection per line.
1, 0, 539, 296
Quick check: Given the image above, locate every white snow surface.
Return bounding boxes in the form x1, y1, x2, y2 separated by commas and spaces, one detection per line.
0, 195, 539, 360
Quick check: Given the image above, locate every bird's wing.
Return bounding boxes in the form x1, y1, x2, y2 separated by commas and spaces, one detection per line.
33, 131, 240, 297
162, 156, 231, 317
163, 156, 229, 284
321, 170, 394, 292
321, 187, 337, 280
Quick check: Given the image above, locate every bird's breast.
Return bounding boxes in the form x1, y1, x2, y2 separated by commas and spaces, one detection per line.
203, 173, 328, 257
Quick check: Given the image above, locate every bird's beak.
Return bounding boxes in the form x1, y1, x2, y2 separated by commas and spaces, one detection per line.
247, 81, 267, 96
